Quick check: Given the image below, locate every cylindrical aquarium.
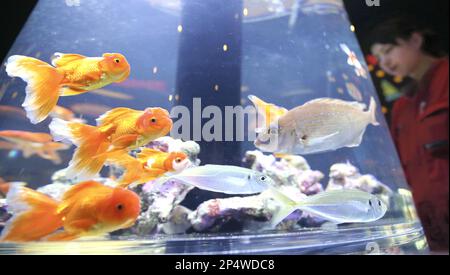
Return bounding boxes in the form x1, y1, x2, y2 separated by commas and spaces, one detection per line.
0, 0, 428, 254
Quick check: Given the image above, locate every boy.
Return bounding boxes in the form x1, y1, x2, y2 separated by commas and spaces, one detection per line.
370, 16, 448, 252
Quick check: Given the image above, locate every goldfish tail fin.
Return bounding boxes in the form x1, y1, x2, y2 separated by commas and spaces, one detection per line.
108, 154, 144, 188
49, 118, 110, 180
0, 184, 62, 242
368, 97, 380, 126
5, 55, 64, 124
49, 118, 79, 145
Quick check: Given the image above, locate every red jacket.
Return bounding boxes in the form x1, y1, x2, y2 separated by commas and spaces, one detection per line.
391, 58, 449, 251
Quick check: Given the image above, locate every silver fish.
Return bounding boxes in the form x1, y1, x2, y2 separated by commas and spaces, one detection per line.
269, 188, 388, 227
254, 96, 380, 155
153, 165, 273, 195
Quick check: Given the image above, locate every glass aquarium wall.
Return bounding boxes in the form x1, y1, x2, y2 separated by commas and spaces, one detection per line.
0, 0, 427, 254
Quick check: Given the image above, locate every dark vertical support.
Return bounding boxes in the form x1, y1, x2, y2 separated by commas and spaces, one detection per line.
175, 0, 243, 165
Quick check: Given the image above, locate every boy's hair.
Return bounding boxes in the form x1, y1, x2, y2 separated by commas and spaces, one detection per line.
366, 14, 446, 57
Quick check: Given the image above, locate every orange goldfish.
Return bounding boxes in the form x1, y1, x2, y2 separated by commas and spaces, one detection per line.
5, 52, 131, 124
49, 107, 173, 180
0, 181, 140, 242
0, 130, 70, 164
108, 148, 190, 188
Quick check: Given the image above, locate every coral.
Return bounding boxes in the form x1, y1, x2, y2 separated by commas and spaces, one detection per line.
189, 194, 271, 231
158, 205, 193, 234
128, 179, 195, 235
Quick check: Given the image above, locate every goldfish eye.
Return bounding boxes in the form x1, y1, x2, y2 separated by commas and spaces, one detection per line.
369, 200, 372, 207
150, 118, 157, 123
378, 200, 382, 206
175, 158, 182, 163
260, 176, 267, 181
116, 204, 124, 211
114, 58, 120, 64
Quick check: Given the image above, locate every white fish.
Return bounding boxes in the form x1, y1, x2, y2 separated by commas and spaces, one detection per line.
253, 96, 380, 155
269, 188, 388, 227
153, 165, 273, 195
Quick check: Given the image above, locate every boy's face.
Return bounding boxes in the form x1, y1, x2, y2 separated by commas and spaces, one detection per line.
371, 35, 423, 78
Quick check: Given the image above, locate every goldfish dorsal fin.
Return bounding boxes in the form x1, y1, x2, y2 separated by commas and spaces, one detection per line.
60, 181, 104, 202
137, 148, 167, 160
95, 107, 139, 126
57, 181, 106, 215
51, 53, 86, 67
